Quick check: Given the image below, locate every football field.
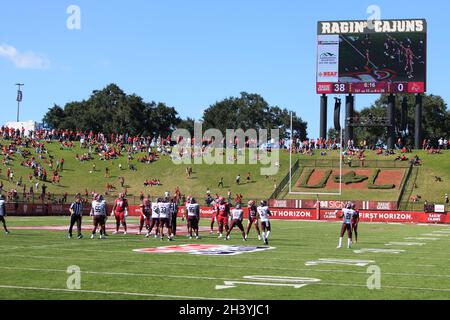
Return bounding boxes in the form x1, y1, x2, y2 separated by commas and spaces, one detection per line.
0, 216, 449, 300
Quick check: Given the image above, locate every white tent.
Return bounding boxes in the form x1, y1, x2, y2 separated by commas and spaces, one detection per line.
4, 120, 37, 136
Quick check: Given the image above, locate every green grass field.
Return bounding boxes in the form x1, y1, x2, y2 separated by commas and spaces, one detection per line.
0, 216, 449, 300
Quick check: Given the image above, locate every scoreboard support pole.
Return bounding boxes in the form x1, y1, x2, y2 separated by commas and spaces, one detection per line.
320, 94, 328, 140
344, 94, 354, 146
387, 94, 396, 150
415, 94, 423, 150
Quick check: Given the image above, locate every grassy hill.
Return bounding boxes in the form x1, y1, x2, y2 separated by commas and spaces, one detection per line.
1, 139, 449, 208
0, 140, 291, 204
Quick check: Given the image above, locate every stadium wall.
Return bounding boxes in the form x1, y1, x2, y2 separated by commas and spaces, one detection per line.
5, 203, 449, 224
269, 199, 398, 210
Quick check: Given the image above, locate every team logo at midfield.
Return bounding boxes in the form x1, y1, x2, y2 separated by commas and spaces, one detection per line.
133, 244, 275, 256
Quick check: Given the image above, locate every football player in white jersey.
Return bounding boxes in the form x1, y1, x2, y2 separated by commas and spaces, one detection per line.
148, 198, 160, 238
0, 195, 10, 235
257, 200, 272, 245
225, 203, 246, 241
185, 196, 201, 239
158, 197, 174, 241
90, 194, 107, 239
335, 202, 357, 249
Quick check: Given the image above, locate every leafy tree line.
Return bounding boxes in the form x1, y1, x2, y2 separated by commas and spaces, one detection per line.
43, 84, 308, 140
327, 93, 449, 146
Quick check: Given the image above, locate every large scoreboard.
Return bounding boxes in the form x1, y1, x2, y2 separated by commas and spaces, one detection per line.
316, 19, 427, 94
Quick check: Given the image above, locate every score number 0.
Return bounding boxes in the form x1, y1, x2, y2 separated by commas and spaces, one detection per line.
396, 83, 405, 92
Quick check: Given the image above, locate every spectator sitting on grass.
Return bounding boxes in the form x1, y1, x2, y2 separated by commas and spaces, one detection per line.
411, 155, 422, 166
394, 154, 408, 162
144, 179, 161, 187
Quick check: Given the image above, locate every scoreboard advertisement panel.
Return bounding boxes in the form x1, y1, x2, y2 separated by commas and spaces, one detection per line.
316, 19, 427, 94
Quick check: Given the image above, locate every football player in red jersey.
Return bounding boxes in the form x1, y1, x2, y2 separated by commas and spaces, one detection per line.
111, 193, 129, 235
210, 196, 219, 235
138, 198, 152, 236
351, 203, 360, 243
245, 200, 261, 241
216, 197, 230, 239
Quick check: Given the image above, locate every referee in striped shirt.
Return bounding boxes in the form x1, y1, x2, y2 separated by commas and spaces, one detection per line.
68, 193, 84, 239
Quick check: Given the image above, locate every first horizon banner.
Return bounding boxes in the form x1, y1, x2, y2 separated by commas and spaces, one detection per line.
316, 19, 427, 94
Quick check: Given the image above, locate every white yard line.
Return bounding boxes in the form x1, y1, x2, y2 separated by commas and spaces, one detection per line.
1, 263, 449, 280
13, 245, 450, 258
0, 285, 234, 300
3, 252, 437, 268
312, 282, 450, 293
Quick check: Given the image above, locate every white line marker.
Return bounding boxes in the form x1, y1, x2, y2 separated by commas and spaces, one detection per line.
354, 248, 406, 254
215, 276, 321, 290
313, 282, 450, 293
3, 265, 449, 282
421, 234, 449, 237
305, 259, 375, 267
216, 281, 308, 290
405, 237, 439, 241
5, 253, 438, 268
385, 242, 426, 247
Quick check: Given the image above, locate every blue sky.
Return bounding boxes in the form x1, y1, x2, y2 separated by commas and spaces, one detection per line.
0, 0, 449, 137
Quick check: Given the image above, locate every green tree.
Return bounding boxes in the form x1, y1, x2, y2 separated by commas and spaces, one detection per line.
176, 117, 196, 136
201, 92, 307, 140
42, 104, 65, 129
42, 84, 181, 137
354, 93, 449, 146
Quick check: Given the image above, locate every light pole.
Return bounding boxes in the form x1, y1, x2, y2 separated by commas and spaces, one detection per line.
15, 83, 24, 122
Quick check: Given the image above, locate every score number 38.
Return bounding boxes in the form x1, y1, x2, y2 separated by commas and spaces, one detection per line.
333, 84, 347, 93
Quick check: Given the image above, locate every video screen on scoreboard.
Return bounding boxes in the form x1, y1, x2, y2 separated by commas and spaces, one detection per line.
316, 19, 427, 94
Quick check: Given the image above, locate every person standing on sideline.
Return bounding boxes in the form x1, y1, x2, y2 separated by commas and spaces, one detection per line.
170, 197, 179, 237
227, 190, 232, 205
218, 177, 224, 188
351, 203, 360, 243
0, 195, 10, 235
68, 193, 84, 239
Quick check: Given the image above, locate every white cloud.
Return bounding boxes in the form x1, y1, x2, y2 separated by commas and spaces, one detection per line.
0, 44, 50, 69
